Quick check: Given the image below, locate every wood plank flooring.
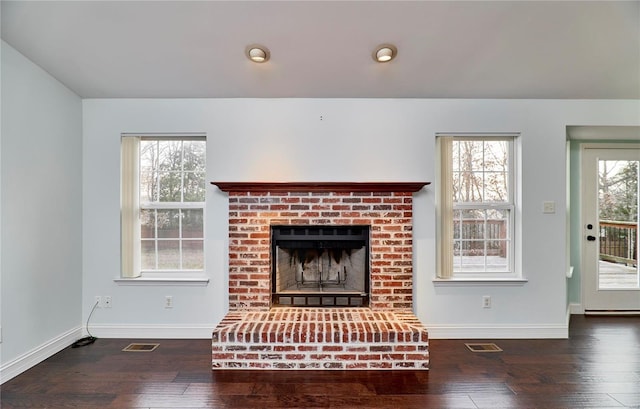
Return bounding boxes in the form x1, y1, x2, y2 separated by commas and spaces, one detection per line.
2, 315, 639, 408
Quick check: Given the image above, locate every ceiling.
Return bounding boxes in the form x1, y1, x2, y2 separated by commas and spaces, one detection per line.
2, 1, 639, 99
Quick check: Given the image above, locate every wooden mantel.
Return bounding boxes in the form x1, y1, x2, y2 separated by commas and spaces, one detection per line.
211, 182, 430, 193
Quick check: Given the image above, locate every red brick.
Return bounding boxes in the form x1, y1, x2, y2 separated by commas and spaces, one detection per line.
335, 354, 357, 361
249, 362, 272, 369
274, 346, 296, 352
369, 362, 393, 369
236, 353, 259, 360
357, 354, 382, 360
406, 354, 429, 360
382, 354, 405, 361
346, 363, 369, 369
310, 354, 332, 360
212, 353, 235, 360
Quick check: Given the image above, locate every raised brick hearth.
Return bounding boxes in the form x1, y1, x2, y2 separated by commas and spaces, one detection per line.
211, 182, 429, 370
212, 308, 429, 369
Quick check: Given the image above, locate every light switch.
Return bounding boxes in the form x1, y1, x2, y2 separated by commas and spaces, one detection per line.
543, 201, 556, 214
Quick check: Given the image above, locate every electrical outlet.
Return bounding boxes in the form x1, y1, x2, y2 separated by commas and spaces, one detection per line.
482, 295, 491, 309
94, 296, 102, 308
104, 296, 112, 308
165, 296, 173, 309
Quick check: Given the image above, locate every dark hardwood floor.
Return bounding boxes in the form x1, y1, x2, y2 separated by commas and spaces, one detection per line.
2, 315, 639, 408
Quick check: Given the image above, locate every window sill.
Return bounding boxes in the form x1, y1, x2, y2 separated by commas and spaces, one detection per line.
114, 277, 210, 286
433, 278, 528, 286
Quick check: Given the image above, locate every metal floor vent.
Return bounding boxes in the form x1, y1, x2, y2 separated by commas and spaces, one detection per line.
122, 343, 159, 352
465, 343, 502, 353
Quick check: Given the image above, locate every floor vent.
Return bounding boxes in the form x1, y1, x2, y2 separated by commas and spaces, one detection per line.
465, 343, 502, 353
122, 343, 159, 352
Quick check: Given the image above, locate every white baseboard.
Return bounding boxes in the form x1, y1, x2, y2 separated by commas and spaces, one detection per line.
569, 302, 584, 315
426, 324, 568, 339
88, 324, 214, 339
0, 326, 82, 384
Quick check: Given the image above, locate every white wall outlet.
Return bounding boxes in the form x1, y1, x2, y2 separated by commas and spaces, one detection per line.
94, 296, 102, 308
165, 296, 173, 309
103, 296, 112, 308
543, 201, 556, 214
482, 295, 491, 308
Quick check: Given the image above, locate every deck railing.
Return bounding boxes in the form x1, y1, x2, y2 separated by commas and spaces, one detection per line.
454, 219, 507, 257
600, 220, 638, 266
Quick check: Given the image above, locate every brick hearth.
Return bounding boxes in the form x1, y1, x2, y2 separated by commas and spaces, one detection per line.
212, 308, 429, 369
211, 182, 429, 370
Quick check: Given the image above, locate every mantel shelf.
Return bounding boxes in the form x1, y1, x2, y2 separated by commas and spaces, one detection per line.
211, 181, 430, 193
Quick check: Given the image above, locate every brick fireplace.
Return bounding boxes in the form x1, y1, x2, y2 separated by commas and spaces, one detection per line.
211, 182, 430, 370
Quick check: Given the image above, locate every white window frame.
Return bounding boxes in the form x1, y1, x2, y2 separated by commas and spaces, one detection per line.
436, 134, 521, 281
120, 134, 206, 280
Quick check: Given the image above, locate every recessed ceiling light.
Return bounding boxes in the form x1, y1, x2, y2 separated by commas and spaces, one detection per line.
373, 44, 397, 63
246, 45, 270, 63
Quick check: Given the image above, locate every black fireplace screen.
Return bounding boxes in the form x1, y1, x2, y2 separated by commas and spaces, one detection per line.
271, 225, 370, 307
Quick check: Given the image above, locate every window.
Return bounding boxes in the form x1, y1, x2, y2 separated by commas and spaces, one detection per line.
121, 135, 206, 278
437, 135, 516, 279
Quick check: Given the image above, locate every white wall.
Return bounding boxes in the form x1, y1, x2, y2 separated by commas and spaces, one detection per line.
82, 98, 640, 339
1, 42, 83, 382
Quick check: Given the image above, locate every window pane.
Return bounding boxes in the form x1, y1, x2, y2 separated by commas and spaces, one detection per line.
157, 209, 180, 238
461, 209, 484, 240
484, 172, 508, 202
487, 209, 509, 240
157, 240, 180, 269
453, 240, 462, 269
453, 141, 485, 171
140, 141, 158, 172
183, 141, 206, 172
452, 171, 461, 202
158, 171, 182, 202
182, 209, 203, 238
459, 240, 485, 271
140, 209, 156, 238
141, 240, 156, 270
140, 141, 158, 203
182, 240, 204, 269
458, 171, 484, 202
453, 210, 462, 240
140, 170, 156, 203
183, 171, 206, 202
599, 160, 638, 223
487, 240, 509, 271
158, 140, 183, 172
465, 240, 485, 258
482, 141, 509, 172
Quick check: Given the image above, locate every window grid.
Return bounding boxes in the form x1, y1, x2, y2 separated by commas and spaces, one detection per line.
451, 137, 515, 275
139, 138, 205, 273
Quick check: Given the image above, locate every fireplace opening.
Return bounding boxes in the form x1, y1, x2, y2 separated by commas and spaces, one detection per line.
271, 225, 370, 307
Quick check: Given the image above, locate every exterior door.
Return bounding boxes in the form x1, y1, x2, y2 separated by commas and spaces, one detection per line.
582, 145, 640, 312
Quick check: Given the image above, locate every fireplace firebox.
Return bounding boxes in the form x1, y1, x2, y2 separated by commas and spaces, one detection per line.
271, 225, 370, 307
